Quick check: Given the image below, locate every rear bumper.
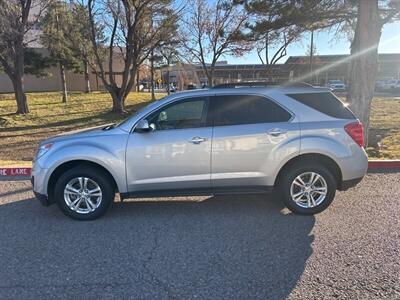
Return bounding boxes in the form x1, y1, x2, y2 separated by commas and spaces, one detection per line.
338, 176, 364, 191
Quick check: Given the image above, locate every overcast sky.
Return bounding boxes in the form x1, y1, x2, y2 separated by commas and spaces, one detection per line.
224, 21, 400, 65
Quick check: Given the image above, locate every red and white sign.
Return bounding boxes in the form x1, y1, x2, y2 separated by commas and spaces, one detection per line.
0, 167, 32, 177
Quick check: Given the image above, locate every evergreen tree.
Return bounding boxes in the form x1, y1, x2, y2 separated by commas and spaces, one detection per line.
41, 0, 82, 103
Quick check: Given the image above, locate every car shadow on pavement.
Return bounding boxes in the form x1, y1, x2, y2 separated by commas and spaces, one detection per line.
0, 192, 315, 299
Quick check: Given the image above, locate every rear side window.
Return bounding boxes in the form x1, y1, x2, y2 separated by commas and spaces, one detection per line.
209, 95, 292, 126
287, 92, 355, 119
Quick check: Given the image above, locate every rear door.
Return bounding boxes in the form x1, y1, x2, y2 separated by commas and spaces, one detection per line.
209, 94, 300, 190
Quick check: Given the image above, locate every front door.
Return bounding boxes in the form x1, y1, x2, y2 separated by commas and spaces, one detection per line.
126, 96, 212, 193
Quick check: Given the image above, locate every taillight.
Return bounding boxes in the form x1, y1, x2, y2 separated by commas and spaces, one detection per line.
344, 121, 364, 147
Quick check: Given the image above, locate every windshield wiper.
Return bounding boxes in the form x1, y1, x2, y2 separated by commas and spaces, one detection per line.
102, 123, 116, 130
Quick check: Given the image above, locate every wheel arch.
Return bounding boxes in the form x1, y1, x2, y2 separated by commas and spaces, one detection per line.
274, 153, 343, 189
47, 160, 119, 204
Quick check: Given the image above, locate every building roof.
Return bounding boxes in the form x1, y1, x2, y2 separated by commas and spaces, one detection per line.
285, 53, 400, 64
180, 53, 400, 70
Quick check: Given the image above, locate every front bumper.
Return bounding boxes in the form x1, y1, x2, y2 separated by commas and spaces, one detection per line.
31, 161, 53, 206
31, 175, 51, 206
33, 190, 51, 206
31, 161, 48, 195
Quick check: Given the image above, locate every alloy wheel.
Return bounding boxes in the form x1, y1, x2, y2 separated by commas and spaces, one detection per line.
63, 177, 103, 214
290, 172, 328, 209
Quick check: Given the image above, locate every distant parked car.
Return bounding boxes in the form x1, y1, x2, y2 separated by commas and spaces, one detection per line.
386, 79, 398, 90
327, 80, 346, 91
375, 80, 386, 91
376, 79, 399, 92
166, 84, 176, 93
396, 80, 400, 88
391, 80, 400, 92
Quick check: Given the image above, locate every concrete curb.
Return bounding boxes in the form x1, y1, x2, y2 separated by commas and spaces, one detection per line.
1, 161, 400, 178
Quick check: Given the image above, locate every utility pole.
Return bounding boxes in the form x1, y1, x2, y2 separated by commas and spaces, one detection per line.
309, 30, 314, 84
55, 2, 68, 103
150, 16, 155, 101
150, 48, 155, 100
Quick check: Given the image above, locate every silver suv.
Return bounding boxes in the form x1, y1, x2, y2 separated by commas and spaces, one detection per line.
32, 83, 368, 220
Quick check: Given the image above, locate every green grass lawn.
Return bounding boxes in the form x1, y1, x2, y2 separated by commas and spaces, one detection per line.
0, 92, 399, 165
366, 97, 400, 159
0, 91, 163, 165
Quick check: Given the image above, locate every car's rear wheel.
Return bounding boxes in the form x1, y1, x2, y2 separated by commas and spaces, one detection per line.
278, 163, 337, 215
54, 166, 114, 220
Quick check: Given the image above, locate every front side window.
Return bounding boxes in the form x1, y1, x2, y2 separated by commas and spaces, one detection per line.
209, 95, 292, 126
147, 97, 207, 130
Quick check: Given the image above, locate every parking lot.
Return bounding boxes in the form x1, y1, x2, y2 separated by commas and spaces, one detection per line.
0, 173, 399, 299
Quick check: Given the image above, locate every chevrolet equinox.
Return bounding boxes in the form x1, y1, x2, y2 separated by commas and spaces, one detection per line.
32, 83, 368, 220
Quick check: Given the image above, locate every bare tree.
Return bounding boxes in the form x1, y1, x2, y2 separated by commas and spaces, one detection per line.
253, 28, 301, 81
0, 0, 50, 114
181, 0, 251, 87
84, 0, 177, 113
256, 32, 290, 66
244, 0, 351, 82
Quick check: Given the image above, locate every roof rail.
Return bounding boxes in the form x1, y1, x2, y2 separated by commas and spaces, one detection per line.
211, 81, 313, 89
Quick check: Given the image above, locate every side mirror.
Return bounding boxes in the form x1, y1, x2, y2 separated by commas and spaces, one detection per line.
135, 119, 152, 133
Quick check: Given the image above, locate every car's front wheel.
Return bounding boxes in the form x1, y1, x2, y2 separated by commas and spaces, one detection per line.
279, 163, 337, 215
54, 166, 115, 220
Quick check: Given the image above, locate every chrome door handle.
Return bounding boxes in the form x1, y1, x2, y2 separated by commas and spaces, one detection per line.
268, 129, 287, 137
189, 136, 207, 144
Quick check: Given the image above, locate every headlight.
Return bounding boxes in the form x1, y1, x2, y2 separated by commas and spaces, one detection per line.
36, 143, 53, 159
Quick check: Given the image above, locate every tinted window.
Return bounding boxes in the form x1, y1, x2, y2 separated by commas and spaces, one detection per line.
147, 97, 207, 130
287, 92, 355, 119
209, 95, 291, 126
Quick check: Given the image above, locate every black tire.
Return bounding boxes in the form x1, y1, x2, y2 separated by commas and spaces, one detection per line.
278, 162, 337, 215
54, 166, 115, 220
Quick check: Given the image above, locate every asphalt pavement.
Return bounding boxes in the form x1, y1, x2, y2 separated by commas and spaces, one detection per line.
0, 174, 399, 299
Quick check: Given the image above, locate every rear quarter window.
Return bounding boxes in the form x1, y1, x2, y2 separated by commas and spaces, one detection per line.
287, 92, 355, 119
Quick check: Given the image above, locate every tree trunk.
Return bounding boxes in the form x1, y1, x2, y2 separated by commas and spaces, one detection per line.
346, 0, 382, 147
83, 60, 91, 93
110, 90, 125, 114
150, 49, 155, 101
136, 68, 140, 92
13, 39, 29, 114
265, 64, 273, 82
207, 69, 214, 87
59, 62, 68, 103
13, 75, 29, 114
